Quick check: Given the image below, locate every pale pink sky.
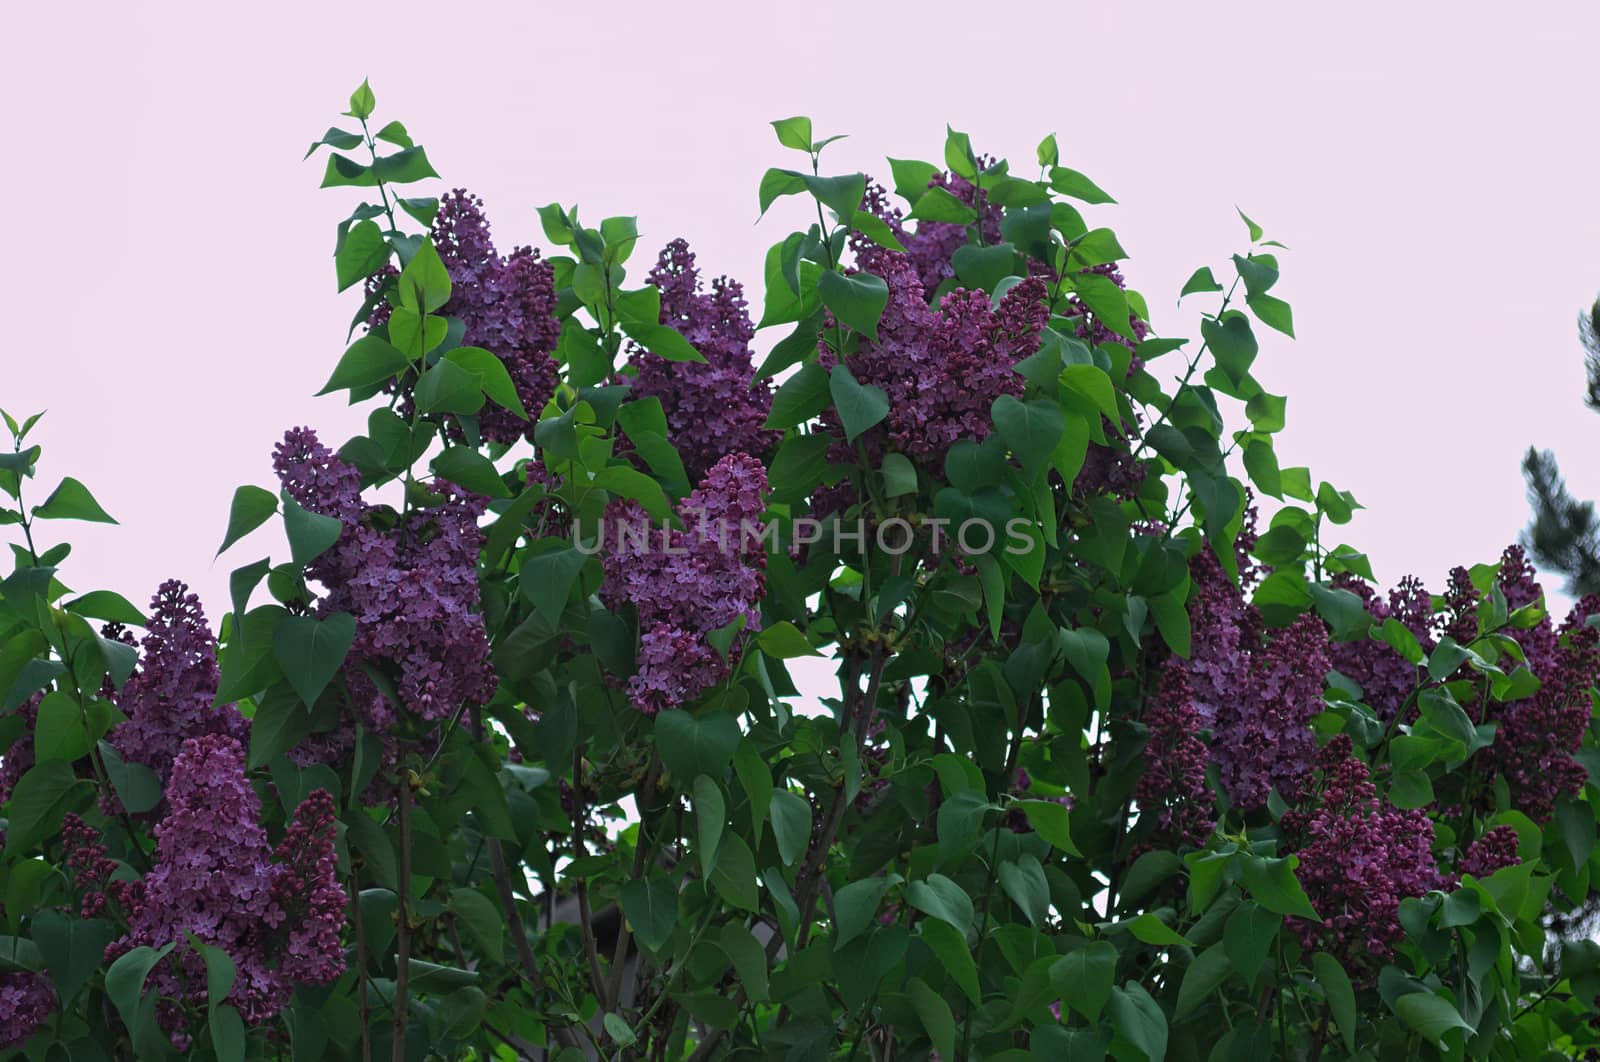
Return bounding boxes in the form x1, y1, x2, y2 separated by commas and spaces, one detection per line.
5, 1, 1599, 621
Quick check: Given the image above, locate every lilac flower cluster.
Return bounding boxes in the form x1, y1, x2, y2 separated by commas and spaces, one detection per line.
273, 427, 497, 753
110, 735, 343, 1041
61, 813, 120, 917
1136, 663, 1214, 848
1281, 735, 1442, 979
1482, 598, 1600, 822
1329, 573, 1434, 724
1459, 825, 1522, 879
856, 169, 1003, 299
816, 250, 1049, 471
0, 693, 41, 809
0, 972, 54, 1051
109, 580, 248, 798
626, 240, 779, 480
427, 190, 561, 444
602, 453, 768, 715
1181, 549, 1256, 729
1212, 613, 1333, 810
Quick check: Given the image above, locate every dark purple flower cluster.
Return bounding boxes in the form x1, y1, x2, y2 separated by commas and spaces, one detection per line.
1482, 602, 1599, 822
109, 580, 248, 797
273, 427, 497, 751
602, 453, 768, 715
1182, 549, 1256, 729
1282, 735, 1442, 979
856, 169, 1003, 299
1459, 825, 1521, 879
1329, 573, 1434, 724
817, 251, 1049, 469
0, 971, 54, 1051
1136, 663, 1214, 848
0, 693, 41, 809
429, 190, 561, 444
1212, 613, 1332, 811
626, 240, 780, 481
61, 813, 120, 917
262, 788, 345, 989
111, 735, 344, 1040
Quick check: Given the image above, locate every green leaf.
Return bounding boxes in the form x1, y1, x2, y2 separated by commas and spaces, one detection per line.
818, 271, 890, 341
953, 243, 1018, 293
718, 923, 769, 1002
907, 873, 974, 932
834, 876, 892, 951
415, 359, 486, 415
692, 775, 725, 877
1175, 943, 1230, 1019
432, 447, 511, 499
769, 790, 813, 867
998, 855, 1050, 928
3, 760, 91, 853
1240, 855, 1319, 920
396, 239, 452, 314
335, 219, 389, 292
217, 486, 279, 555
757, 167, 808, 216
1312, 952, 1357, 1052
31, 910, 115, 1007
1124, 912, 1190, 947
346, 79, 375, 119
520, 545, 589, 622
33, 691, 88, 763
992, 396, 1065, 479
247, 686, 312, 770
98, 742, 162, 814
920, 919, 980, 1003
655, 710, 740, 784
771, 115, 813, 151
733, 743, 773, 848
271, 612, 355, 708
908, 977, 958, 1062
1021, 800, 1081, 856
757, 621, 820, 659
1109, 984, 1168, 1062
711, 833, 760, 911
449, 887, 505, 965
764, 362, 832, 430
619, 877, 679, 953
829, 363, 890, 443
1224, 902, 1281, 981
34, 477, 115, 523
880, 452, 918, 497
443, 346, 529, 418
1201, 314, 1258, 386
1247, 292, 1295, 337
1049, 167, 1116, 204
1394, 991, 1473, 1046
1180, 267, 1223, 298
1052, 941, 1116, 1021
620, 320, 707, 364
281, 495, 342, 566
104, 943, 174, 1042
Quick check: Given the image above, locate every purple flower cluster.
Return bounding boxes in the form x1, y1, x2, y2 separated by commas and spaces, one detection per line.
856, 170, 1003, 299
0, 693, 41, 809
1482, 600, 1600, 822
1282, 735, 1442, 979
61, 813, 120, 917
0, 971, 54, 1051
817, 251, 1049, 468
111, 735, 343, 1040
626, 240, 780, 480
1459, 825, 1522, 879
428, 190, 561, 444
1211, 613, 1332, 811
1136, 663, 1214, 848
109, 580, 248, 798
273, 427, 497, 751
1182, 549, 1256, 729
602, 453, 768, 715
1328, 573, 1434, 723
